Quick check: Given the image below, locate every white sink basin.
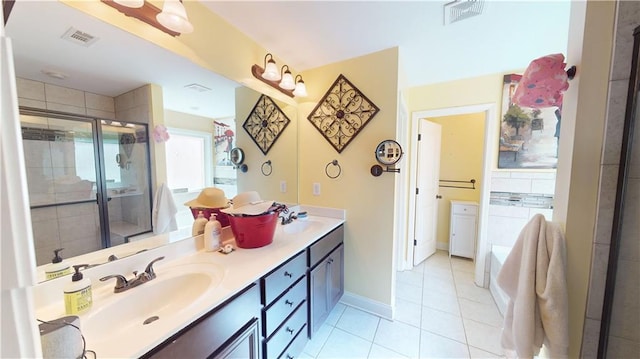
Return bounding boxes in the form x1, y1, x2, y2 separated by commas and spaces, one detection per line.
82, 263, 223, 347
282, 220, 321, 235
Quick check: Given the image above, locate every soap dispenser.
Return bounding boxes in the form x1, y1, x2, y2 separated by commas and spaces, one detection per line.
64, 264, 93, 315
203, 213, 222, 252
192, 211, 208, 236
45, 248, 71, 280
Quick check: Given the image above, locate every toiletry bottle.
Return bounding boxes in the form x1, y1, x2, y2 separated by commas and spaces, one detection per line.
45, 248, 71, 280
203, 214, 222, 251
192, 210, 208, 236
64, 264, 92, 315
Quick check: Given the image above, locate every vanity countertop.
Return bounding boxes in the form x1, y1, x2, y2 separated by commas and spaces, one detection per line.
34, 212, 345, 358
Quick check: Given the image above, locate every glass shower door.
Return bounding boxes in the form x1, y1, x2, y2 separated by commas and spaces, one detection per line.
100, 121, 152, 246
21, 113, 102, 265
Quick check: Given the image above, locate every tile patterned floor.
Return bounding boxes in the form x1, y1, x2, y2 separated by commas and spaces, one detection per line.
301, 250, 505, 358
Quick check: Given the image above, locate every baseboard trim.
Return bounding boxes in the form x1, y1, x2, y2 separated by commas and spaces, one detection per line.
436, 242, 449, 251
339, 291, 393, 320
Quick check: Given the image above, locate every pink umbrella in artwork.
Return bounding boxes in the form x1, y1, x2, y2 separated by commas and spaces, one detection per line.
512, 53, 575, 109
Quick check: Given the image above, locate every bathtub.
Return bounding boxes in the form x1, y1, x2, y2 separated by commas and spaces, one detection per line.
490, 245, 512, 316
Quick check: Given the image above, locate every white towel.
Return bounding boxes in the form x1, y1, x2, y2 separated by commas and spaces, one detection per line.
152, 183, 177, 234
496, 214, 569, 359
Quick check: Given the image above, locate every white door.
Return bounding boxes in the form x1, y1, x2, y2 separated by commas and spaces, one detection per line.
413, 119, 441, 265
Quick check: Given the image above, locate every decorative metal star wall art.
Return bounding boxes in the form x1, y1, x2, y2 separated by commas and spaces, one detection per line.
307, 74, 380, 153
243, 94, 291, 155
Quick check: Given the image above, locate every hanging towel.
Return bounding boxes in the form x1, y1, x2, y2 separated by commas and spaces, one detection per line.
496, 214, 569, 359
152, 183, 178, 234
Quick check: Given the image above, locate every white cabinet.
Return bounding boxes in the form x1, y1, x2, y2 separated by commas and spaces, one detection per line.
449, 201, 478, 259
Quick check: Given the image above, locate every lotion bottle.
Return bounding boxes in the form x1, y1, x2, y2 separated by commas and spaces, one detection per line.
64, 264, 92, 315
192, 211, 208, 236
203, 214, 222, 252
45, 248, 71, 280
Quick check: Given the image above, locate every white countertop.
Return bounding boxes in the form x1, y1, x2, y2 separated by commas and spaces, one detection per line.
34, 212, 345, 358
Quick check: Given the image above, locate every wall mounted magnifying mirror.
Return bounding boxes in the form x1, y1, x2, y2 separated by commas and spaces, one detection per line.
371, 139, 403, 177
230, 147, 248, 172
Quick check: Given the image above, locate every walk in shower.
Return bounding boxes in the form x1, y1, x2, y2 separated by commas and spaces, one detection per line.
20, 108, 153, 266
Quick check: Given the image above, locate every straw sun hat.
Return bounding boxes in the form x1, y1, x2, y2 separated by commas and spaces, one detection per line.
184, 187, 229, 209
221, 191, 274, 216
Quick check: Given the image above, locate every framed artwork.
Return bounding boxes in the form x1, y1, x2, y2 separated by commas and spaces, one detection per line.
307, 74, 379, 153
498, 74, 561, 169
243, 94, 291, 155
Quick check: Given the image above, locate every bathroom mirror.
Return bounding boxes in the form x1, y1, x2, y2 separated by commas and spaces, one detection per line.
4, 1, 299, 281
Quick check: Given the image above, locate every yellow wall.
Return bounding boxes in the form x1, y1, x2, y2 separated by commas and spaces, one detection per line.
429, 113, 485, 247
235, 87, 298, 205
298, 48, 399, 306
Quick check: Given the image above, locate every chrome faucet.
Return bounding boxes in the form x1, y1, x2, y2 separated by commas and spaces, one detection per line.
100, 256, 164, 293
280, 212, 297, 225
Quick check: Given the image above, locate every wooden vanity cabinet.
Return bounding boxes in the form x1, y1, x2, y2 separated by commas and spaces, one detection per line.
308, 225, 344, 337
142, 283, 261, 359
260, 251, 308, 359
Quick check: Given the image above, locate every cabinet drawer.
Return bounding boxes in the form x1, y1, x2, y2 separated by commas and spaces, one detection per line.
264, 278, 307, 337
144, 284, 260, 358
278, 325, 308, 359
309, 225, 344, 267
452, 204, 477, 215
263, 251, 306, 305
265, 304, 307, 359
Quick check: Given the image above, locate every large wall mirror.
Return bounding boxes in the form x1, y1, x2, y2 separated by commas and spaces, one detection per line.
5, 1, 298, 282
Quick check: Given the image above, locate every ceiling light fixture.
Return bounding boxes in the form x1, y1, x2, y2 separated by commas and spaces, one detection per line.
101, 0, 193, 36
251, 53, 307, 98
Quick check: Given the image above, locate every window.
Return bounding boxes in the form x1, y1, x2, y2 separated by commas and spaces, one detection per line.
165, 128, 213, 192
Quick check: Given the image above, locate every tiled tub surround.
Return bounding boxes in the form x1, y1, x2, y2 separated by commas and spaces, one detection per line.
33, 207, 345, 358
485, 170, 555, 284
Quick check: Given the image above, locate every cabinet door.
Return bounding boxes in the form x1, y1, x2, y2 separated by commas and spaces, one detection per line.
309, 244, 344, 337
215, 319, 260, 359
451, 214, 476, 259
328, 244, 344, 309
309, 259, 329, 336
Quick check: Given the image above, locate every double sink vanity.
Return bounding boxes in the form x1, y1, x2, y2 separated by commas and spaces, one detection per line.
34, 207, 345, 358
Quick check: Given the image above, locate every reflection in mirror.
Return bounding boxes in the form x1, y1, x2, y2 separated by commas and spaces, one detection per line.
5, 1, 298, 282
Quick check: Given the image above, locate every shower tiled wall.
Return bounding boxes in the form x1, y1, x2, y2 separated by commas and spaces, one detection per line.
581, 1, 640, 357
17, 78, 116, 265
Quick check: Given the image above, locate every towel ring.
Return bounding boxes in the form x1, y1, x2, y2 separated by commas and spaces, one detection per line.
325, 160, 342, 179
261, 160, 272, 176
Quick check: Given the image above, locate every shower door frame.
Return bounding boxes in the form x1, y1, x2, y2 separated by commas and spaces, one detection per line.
598, 24, 640, 357
20, 106, 154, 253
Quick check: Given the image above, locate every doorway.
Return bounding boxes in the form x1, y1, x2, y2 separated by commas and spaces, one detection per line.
406, 104, 497, 287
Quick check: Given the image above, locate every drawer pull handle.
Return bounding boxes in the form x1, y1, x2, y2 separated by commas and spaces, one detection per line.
285, 299, 294, 307
286, 327, 294, 335
284, 271, 293, 278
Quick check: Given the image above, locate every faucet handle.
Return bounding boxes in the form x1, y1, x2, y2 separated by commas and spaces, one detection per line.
100, 274, 128, 291
144, 256, 165, 279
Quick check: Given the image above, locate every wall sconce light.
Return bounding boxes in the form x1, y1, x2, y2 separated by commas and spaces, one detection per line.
101, 0, 193, 36
293, 75, 307, 97
251, 53, 307, 98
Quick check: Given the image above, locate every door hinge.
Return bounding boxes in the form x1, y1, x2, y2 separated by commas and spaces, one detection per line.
418, 134, 422, 141
415, 188, 419, 195
414, 239, 417, 246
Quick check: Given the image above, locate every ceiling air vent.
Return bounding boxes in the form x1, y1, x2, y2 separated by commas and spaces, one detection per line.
61, 27, 99, 47
443, 0, 485, 25
184, 83, 212, 92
